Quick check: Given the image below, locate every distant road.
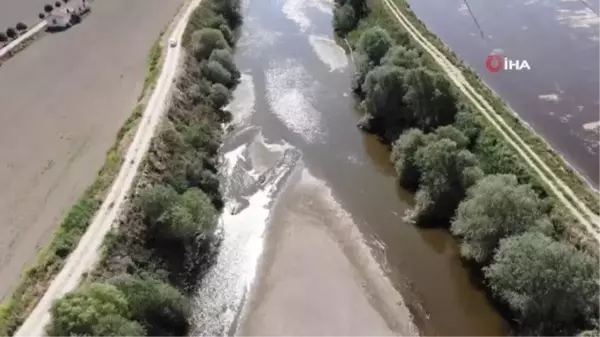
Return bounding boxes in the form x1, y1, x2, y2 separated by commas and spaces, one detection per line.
14, 0, 200, 335
0, 0, 181, 301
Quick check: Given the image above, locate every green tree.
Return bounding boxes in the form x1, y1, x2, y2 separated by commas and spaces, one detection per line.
413, 138, 483, 225
203, 60, 233, 87
352, 52, 375, 94
403, 66, 457, 131
356, 26, 393, 65
112, 275, 191, 336
381, 45, 421, 69
391, 128, 431, 190
451, 174, 552, 263
209, 83, 230, 109
138, 185, 179, 225
208, 48, 240, 86
485, 232, 599, 335
362, 65, 408, 121
452, 109, 481, 147
190, 28, 230, 61
46, 283, 144, 336
333, 4, 357, 36
433, 125, 469, 149
160, 188, 218, 241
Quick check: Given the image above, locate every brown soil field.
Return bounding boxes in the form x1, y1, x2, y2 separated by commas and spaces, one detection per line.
0, 0, 182, 301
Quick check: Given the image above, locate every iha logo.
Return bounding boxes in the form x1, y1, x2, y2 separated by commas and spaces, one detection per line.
485, 55, 531, 72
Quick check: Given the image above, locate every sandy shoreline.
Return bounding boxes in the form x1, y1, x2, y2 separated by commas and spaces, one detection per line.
238, 170, 417, 336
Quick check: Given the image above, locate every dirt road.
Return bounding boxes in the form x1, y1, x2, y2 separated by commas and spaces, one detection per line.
0, 0, 181, 301
12, 0, 202, 334
381, 0, 600, 240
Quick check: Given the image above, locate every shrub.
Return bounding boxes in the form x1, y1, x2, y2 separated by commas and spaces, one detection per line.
44, 4, 54, 12
451, 174, 552, 263
138, 184, 179, 226
160, 188, 218, 242
0, 33, 7, 43
111, 275, 190, 336
6, 28, 17, 39
16, 22, 27, 31
485, 232, 599, 334
202, 60, 233, 87
39, 12, 46, 19
55, 1, 61, 7
333, 4, 357, 36
190, 28, 229, 62
46, 283, 143, 336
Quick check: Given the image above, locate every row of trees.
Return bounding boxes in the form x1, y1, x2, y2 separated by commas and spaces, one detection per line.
46, 0, 243, 335
350, 23, 599, 336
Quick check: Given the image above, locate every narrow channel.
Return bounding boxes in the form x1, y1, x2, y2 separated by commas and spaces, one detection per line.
190, 0, 508, 335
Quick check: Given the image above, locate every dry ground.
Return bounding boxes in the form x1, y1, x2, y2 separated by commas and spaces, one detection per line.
0, 0, 182, 301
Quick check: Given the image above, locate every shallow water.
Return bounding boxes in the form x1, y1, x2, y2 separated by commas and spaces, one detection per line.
405, 0, 600, 186
189, 0, 508, 334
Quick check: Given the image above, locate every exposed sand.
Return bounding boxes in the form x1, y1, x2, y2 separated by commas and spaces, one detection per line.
0, 0, 182, 300
238, 169, 417, 336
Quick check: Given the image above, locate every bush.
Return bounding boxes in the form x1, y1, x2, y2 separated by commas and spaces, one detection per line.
46, 283, 144, 336
39, 12, 46, 19
160, 188, 218, 242
55, 1, 61, 7
111, 275, 190, 336
44, 4, 53, 12
0, 33, 7, 43
451, 174, 552, 263
190, 28, 229, 62
16, 22, 27, 31
356, 26, 393, 65
485, 232, 599, 334
333, 4, 357, 36
6, 28, 17, 39
381, 45, 421, 69
138, 184, 179, 226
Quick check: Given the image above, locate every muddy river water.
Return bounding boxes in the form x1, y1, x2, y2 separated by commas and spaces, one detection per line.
189, 0, 512, 335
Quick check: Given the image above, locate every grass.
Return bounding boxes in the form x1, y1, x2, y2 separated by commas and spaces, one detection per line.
0, 31, 164, 337
383, 0, 599, 215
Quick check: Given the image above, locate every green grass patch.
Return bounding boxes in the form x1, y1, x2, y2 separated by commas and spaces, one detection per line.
138, 38, 163, 101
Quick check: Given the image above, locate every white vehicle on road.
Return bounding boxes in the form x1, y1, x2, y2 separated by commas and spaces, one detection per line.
169, 38, 177, 47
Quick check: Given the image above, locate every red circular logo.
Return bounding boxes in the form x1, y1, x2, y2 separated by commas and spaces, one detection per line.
486, 55, 503, 73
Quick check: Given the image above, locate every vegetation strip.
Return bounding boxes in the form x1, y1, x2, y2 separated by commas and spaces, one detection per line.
0, 24, 165, 337
333, 0, 599, 335
41, 0, 242, 335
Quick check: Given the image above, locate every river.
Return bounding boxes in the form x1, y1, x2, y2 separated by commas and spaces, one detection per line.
404, 0, 600, 187
189, 0, 509, 335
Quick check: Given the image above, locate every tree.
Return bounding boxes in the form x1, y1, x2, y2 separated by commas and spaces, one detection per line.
451, 174, 552, 263
452, 109, 481, 147
160, 188, 218, 242
202, 60, 233, 87
391, 128, 431, 190
16, 22, 27, 31
190, 28, 229, 61
208, 83, 230, 109
46, 283, 144, 336
111, 275, 191, 336
352, 51, 374, 94
403, 66, 458, 131
433, 125, 469, 149
208, 48, 239, 86
333, 4, 356, 36
138, 184, 179, 226
362, 65, 408, 121
485, 232, 599, 335
381, 45, 421, 69
55, 1, 62, 7
0, 32, 7, 43
39, 12, 46, 19
356, 26, 393, 65
6, 28, 17, 39
413, 138, 483, 225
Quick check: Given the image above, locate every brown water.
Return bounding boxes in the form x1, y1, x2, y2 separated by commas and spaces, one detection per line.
190, 0, 508, 335
404, 0, 600, 187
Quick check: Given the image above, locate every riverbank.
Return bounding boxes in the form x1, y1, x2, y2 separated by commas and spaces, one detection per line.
336, 0, 599, 334
7, 0, 243, 335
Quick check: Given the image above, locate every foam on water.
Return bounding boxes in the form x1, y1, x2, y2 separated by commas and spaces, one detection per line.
308, 35, 349, 72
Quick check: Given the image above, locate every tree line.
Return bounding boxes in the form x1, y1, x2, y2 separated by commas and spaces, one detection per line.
45, 0, 243, 335
335, 1, 599, 335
